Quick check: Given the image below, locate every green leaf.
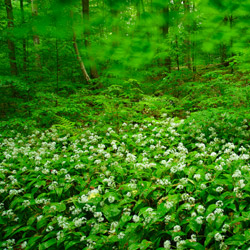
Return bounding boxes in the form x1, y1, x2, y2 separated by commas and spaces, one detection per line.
65, 241, 79, 250
128, 243, 140, 250
205, 231, 217, 247
215, 215, 227, 230
139, 239, 153, 250
39, 238, 57, 250
0, 217, 5, 224
225, 235, 246, 246
27, 214, 39, 226
37, 217, 48, 230
4, 225, 21, 238
26, 236, 43, 250
184, 242, 205, 250
103, 204, 121, 221
12, 226, 36, 236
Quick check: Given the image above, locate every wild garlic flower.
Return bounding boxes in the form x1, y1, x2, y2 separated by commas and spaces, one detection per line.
205, 173, 212, 180
193, 174, 201, 181
173, 225, 181, 232
73, 217, 87, 227
108, 196, 115, 203
165, 215, 171, 223
214, 208, 224, 215
109, 221, 119, 233
232, 170, 242, 178
191, 234, 197, 242
21, 241, 27, 249
197, 205, 205, 214
133, 215, 140, 223
214, 233, 224, 241
118, 232, 125, 239
206, 213, 215, 222
174, 236, 181, 242
195, 216, 203, 224
165, 201, 174, 209
222, 224, 230, 232
216, 186, 224, 193
46, 225, 54, 232
216, 200, 223, 207
163, 240, 171, 250
56, 231, 64, 241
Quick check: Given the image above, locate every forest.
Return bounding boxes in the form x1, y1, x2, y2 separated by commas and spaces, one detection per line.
0, 0, 250, 249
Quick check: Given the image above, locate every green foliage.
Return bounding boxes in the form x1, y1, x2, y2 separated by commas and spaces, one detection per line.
0, 1, 250, 249
1, 113, 250, 249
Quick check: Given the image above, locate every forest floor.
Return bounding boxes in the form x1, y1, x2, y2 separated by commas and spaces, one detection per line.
0, 109, 250, 249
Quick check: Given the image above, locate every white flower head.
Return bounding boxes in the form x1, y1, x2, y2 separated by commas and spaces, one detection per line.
163, 240, 171, 249
133, 215, 140, 223
173, 225, 181, 232
214, 233, 224, 241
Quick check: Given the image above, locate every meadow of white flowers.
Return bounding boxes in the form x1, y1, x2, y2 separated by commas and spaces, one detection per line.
0, 116, 250, 249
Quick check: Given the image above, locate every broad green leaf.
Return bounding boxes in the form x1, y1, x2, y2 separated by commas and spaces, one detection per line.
39, 238, 57, 250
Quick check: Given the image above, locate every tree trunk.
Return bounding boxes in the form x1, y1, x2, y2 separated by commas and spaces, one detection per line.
183, 0, 192, 70
82, 0, 99, 78
20, 0, 27, 73
175, 35, 180, 71
192, 2, 196, 72
136, 0, 140, 19
5, 0, 18, 76
31, 0, 41, 68
161, 5, 171, 72
72, 31, 91, 83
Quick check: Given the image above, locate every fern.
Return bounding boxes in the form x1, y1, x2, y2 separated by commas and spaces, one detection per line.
52, 115, 75, 132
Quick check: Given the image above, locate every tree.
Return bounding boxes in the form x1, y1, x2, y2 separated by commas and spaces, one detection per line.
5, 0, 18, 76
31, 0, 41, 68
20, 0, 27, 73
183, 0, 192, 70
161, 2, 171, 72
82, 0, 99, 78
71, 9, 91, 83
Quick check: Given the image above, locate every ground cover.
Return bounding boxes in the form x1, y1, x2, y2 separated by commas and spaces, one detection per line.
0, 115, 250, 250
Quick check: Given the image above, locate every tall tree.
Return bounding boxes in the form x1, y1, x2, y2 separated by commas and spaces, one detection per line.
31, 0, 41, 68
20, 0, 27, 73
5, 0, 18, 76
161, 2, 171, 72
82, 0, 99, 78
183, 0, 192, 70
71, 9, 91, 83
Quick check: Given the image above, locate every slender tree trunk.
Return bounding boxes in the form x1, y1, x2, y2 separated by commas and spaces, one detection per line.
192, 2, 196, 72
229, 15, 234, 57
183, 0, 192, 70
20, 0, 27, 73
5, 0, 18, 76
56, 38, 59, 93
31, 0, 41, 68
70, 9, 90, 83
72, 32, 91, 83
175, 35, 180, 71
136, 0, 140, 19
82, 0, 99, 78
110, 3, 120, 47
161, 5, 171, 72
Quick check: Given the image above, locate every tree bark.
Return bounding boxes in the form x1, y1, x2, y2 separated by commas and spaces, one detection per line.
161, 5, 171, 72
31, 0, 41, 68
82, 0, 99, 78
72, 31, 91, 83
5, 0, 18, 76
183, 0, 192, 70
20, 0, 27, 73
